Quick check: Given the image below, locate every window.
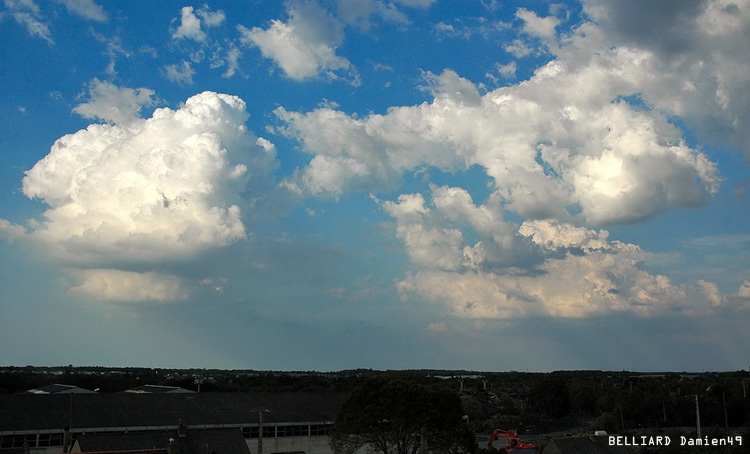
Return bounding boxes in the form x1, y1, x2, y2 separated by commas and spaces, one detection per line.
276, 425, 305, 437
309, 424, 332, 436
38, 433, 52, 447
25, 434, 38, 447
2, 434, 28, 448
50, 433, 63, 446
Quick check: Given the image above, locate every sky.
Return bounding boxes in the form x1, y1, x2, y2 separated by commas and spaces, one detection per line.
1, 0, 749, 373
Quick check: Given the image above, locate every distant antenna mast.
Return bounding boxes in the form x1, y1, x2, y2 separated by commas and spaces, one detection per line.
695, 395, 701, 439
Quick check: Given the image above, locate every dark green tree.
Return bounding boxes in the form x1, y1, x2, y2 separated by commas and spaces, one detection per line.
330, 376, 476, 454
525, 377, 570, 419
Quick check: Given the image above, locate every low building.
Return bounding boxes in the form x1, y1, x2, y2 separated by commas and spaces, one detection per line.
0, 392, 347, 454
72, 426, 250, 454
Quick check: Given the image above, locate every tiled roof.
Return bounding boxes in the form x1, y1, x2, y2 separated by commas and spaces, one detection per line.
0, 392, 348, 431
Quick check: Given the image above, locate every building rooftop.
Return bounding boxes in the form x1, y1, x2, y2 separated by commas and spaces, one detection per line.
123, 385, 195, 394
0, 392, 348, 432
19, 384, 96, 395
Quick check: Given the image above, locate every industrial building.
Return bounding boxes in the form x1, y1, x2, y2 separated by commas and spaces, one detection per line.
0, 391, 348, 454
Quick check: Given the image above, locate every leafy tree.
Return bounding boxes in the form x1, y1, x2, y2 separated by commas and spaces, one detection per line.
525, 377, 570, 419
568, 377, 597, 414
330, 376, 476, 454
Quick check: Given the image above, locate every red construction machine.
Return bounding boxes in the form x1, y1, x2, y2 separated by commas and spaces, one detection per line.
487, 429, 537, 452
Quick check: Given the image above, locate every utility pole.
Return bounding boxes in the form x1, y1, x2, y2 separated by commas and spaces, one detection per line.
259, 410, 264, 454
185, 396, 194, 431
63, 393, 73, 452
252, 409, 269, 454
695, 395, 701, 439
723, 392, 729, 436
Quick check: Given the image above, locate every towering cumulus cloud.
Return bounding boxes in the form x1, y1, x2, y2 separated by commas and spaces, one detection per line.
22, 91, 276, 301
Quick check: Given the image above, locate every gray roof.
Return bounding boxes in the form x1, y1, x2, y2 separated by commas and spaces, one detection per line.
124, 385, 196, 394
0, 392, 348, 432
20, 384, 96, 395
74, 428, 250, 454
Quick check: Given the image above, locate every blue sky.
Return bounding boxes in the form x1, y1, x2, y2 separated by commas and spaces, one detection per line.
1, 0, 749, 372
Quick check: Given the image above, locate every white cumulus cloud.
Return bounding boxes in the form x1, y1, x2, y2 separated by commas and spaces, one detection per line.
0, 219, 26, 241
73, 79, 156, 125
397, 243, 719, 319
382, 187, 723, 319
20, 89, 282, 302
278, 65, 718, 225
578, 0, 750, 159
516, 7, 560, 39
738, 281, 750, 299
238, 1, 351, 81
269, 5, 749, 319
23, 90, 277, 269
519, 219, 627, 253
68, 269, 189, 302
171, 5, 224, 42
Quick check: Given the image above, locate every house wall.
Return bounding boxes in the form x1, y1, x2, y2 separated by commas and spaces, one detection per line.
19, 432, 335, 454
245, 435, 332, 454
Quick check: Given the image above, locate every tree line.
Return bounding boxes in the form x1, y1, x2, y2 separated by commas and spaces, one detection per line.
3, 367, 749, 432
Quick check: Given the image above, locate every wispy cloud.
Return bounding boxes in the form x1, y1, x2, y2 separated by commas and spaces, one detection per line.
4, 0, 53, 44
171, 5, 224, 42
163, 60, 195, 85
58, 0, 107, 22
